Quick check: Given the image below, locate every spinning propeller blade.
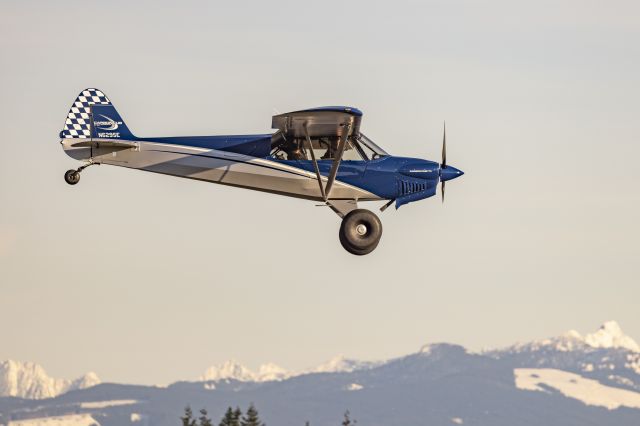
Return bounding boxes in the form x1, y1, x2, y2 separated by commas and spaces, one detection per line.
441, 121, 446, 168
441, 121, 446, 203
436, 121, 463, 203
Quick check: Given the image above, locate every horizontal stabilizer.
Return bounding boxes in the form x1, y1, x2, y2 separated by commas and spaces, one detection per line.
69, 140, 137, 148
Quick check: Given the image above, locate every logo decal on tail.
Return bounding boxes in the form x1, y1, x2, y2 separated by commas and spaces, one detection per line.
94, 115, 122, 131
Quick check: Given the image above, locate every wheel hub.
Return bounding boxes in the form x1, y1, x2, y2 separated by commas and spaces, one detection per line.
355, 224, 367, 236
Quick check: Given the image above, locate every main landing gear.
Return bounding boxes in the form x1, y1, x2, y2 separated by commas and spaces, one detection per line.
64, 169, 80, 185
64, 163, 97, 185
339, 209, 383, 256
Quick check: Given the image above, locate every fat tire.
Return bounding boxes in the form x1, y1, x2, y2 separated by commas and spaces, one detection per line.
339, 209, 383, 255
64, 169, 80, 185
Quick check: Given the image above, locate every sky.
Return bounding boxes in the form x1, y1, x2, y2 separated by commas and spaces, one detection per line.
0, 0, 639, 385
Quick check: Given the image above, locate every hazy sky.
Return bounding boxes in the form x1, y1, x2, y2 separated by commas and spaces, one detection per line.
0, 0, 638, 385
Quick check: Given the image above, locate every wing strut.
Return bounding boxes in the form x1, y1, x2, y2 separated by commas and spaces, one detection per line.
324, 122, 352, 198
303, 121, 356, 217
303, 123, 327, 202
303, 121, 352, 201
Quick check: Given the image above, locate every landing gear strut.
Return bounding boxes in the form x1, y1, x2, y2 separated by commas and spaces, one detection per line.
64, 162, 97, 185
339, 209, 383, 255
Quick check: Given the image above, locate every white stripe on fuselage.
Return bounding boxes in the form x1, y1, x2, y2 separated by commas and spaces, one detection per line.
82, 139, 381, 201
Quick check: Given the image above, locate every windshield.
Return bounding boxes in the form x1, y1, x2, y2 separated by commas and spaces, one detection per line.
357, 133, 389, 158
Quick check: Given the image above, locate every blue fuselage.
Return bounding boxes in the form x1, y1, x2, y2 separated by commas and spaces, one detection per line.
282, 156, 442, 208
137, 133, 462, 208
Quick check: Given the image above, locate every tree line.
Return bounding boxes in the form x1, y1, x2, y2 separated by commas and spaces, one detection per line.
181, 405, 356, 426
181, 404, 263, 426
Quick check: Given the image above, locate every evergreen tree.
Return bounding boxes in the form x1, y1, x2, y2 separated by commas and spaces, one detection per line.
341, 410, 356, 426
181, 406, 197, 426
233, 407, 243, 426
241, 403, 265, 426
199, 409, 213, 426
219, 407, 237, 426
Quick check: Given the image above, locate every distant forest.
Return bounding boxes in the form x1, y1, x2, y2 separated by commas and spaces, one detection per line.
181, 405, 356, 426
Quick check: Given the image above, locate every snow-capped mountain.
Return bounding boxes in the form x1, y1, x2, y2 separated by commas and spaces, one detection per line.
584, 321, 640, 352
1, 321, 639, 426
200, 360, 290, 382
199, 355, 381, 384
306, 354, 381, 374
496, 320, 640, 354
0, 360, 100, 399
485, 320, 640, 393
199, 321, 639, 386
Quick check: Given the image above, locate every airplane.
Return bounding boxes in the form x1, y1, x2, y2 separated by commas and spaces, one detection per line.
60, 88, 464, 255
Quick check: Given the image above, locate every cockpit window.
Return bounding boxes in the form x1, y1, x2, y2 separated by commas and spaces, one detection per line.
270, 132, 388, 161
357, 133, 389, 159
307, 137, 362, 161
271, 136, 363, 161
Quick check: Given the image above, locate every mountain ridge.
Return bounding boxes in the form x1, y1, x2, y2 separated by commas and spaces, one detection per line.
1, 321, 639, 426
0, 360, 100, 399
2, 321, 637, 397
196, 320, 639, 385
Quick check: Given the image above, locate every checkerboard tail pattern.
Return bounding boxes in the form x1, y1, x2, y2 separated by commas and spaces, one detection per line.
61, 88, 111, 138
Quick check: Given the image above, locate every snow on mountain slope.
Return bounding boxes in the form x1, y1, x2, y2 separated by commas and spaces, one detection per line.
8, 413, 100, 426
0, 360, 100, 399
200, 359, 290, 382
255, 362, 289, 381
80, 399, 138, 409
487, 322, 640, 393
199, 355, 380, 383
306, 355, 382, 374
585, 321, 640, 352
515, 368, 640, 410
70, 371, 101, 391
200, 359, 258, 382
497, 321, 639, 354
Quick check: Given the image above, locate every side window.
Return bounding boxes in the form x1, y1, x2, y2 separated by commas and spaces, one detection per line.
270, 136, 305, 161
342, 140, 363, 160
304, 137, 363, 161
271, 136, 364, 161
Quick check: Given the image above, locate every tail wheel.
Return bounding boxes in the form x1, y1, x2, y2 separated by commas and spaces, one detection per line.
64, 169, 80, 185
339, 209, 383, 255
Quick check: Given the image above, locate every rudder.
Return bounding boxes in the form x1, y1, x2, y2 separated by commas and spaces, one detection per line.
60, 88, 134, 140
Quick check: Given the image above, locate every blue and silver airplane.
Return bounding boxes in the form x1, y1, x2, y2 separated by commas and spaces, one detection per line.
60, 88, 464, 255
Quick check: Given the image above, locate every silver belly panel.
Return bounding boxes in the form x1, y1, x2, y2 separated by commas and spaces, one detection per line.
87, 141, 380, 201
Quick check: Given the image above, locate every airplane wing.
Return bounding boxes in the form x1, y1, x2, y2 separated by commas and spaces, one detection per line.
272, 106, 362, 138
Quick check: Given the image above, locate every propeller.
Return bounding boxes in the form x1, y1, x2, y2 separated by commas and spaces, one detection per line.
441, 121, 447, 168
441, 121, 446, 203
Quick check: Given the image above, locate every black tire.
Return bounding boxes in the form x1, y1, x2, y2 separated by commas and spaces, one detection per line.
64, 169, 80, 185
339, 209, 383, 255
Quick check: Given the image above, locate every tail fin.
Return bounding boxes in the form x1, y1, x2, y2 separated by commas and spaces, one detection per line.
60, 88, 135, 140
